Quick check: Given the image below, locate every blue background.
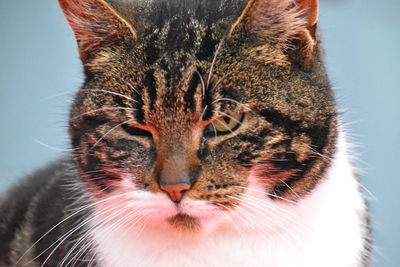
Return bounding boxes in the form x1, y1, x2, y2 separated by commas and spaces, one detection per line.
0, 0, 399, 265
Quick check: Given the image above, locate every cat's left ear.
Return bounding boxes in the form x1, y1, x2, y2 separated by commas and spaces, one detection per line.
58, 0, 136, 65
230, 0, 319, 68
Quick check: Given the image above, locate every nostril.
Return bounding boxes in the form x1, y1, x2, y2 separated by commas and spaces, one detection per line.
160, 184, 191, 203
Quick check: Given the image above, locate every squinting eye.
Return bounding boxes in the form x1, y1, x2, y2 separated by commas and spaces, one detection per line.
205, 113, 244, 137
122, 124, 153, 138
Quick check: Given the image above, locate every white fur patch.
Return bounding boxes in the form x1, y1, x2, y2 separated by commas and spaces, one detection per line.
89, 132, 367, 267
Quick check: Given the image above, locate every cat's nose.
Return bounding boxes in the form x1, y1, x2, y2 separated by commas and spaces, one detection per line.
160, 184, 191, 203
157, 152, 201, 202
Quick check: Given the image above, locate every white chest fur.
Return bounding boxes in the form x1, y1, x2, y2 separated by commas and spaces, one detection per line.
90, 135, 368, 267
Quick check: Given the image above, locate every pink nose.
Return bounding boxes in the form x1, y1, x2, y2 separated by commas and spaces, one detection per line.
160, 184, 191, 202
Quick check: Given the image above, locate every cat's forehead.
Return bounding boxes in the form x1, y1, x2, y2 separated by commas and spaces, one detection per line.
105, 0, 248, 85
109, 0, 247, 26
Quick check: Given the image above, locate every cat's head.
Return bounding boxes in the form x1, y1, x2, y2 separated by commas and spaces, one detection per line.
61, 0, 337, 234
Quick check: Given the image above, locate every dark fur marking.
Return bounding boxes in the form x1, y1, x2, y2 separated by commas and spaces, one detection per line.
198, 138, 210, 162
237, 151, 259, 165
121, 125, 153, 138
201, 72, 215, 120
159, 59, 172, 88
184, 70, 201, 111
144, 34, 160, 65
71, 116, 109, 148
238, 134, 265, 147
196, 29, 219, 61
143, 69, 158, 110
258, 109, 301, 135
133, 90, 145, 124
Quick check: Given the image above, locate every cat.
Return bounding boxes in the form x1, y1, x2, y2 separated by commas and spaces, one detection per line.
0, 0, 371, 266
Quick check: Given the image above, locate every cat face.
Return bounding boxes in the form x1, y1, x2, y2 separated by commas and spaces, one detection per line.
62, 0, 337, 233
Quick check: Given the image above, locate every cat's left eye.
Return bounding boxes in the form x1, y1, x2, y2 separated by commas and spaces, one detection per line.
204, 113, 244, 137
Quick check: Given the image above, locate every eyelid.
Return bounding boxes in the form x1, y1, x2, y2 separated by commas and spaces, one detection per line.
123, 123, 154, 138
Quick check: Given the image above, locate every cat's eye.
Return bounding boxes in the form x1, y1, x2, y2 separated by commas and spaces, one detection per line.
204, 113, 244, 137
122, 124, 152, 138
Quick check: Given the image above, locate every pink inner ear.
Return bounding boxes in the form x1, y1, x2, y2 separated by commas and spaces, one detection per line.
297, 0, 319, 27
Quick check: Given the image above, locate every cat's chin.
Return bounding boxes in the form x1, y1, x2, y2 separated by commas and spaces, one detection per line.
166, 213, 201, 232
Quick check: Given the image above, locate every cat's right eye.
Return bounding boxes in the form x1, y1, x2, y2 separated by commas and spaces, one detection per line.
122, 124, 153, 138
204, 112, 244, 137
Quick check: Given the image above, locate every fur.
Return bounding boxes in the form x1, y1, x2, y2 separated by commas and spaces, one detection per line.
0, 0, 371, 266
91, 132, 369, 267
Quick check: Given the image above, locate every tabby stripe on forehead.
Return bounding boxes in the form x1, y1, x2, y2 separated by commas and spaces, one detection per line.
184, 70, 201, 111
199, 69, 215, 120
196, 29, 219, 61
143, 69, 157, 110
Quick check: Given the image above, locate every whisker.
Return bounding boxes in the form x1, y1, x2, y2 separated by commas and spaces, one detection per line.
42, 91, 75, 101
124, 79, 141, 95
62, 206, 143, 266
33, 139, 77, 152
199, 105, 208, 121
15, 191, 136, 266
211, 72, 232, 91
37, 200, 129, 267
211, 121, 218, 138
279, 179, 300, 199
232, 193, 313, 236
358, 182, 378, 202
207, 36, 226, 89
214, 110, 243, 126
229, 203, 275, 238
195, 69, 206, 100
214, 204, 245, 240
211, 98, 253, 113
85, 209, 152, 265
80, 89, 138, 104
304, 144, 332, 161
71, 107, 137, 120
230, 195, 299, 244
87, 119, 135, 154
232, 185, 296, 204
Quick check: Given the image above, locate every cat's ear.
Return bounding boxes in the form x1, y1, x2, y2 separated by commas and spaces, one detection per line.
58, 0, 136, 64
230, 0, 319, 68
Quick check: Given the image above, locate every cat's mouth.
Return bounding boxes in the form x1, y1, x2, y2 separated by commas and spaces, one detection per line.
167, 213, 200, 232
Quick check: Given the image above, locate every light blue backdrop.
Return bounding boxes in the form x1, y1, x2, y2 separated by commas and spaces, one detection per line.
0, 0, 399, 265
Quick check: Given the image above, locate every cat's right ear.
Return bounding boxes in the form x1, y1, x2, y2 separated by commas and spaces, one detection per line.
58, 0, 136, 64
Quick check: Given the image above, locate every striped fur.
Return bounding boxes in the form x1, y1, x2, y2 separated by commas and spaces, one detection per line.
0, 0, 371, 266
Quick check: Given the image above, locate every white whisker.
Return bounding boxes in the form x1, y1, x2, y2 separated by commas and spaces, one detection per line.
80, 89, 138, 104
195, 69, 206, 100
232, 185, 296, 204
207, 36, 226, 89
87, 119, 135, 153
33, 139, 77, 152
71, 107, 137, 120
38, 200, 129, 267
15, 191, 136, 266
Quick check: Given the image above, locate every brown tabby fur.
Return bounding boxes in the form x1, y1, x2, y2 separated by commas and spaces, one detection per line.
66, 0, 336, 205
0, 0, 341, 265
